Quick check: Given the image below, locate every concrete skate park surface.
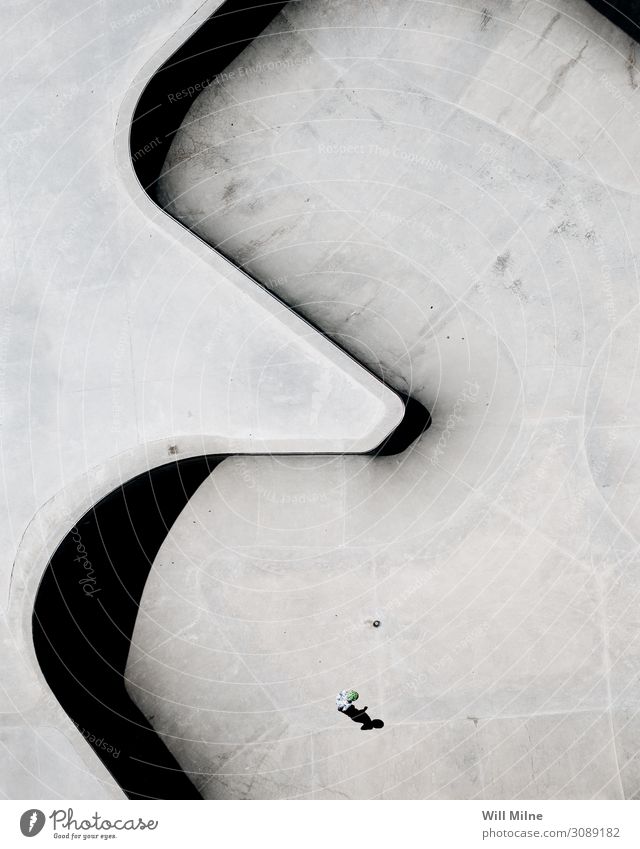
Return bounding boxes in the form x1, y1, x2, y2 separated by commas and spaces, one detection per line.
2, 0, 401, 800
2, 0, 640, 801
126, 0, 640, 799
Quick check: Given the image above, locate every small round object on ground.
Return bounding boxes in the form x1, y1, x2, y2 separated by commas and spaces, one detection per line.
372, 620, 381, 628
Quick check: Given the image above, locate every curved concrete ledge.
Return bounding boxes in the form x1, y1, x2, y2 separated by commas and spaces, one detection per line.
9, 0, 428, 800
114, 0, 408, 453
33, 454, 224, 799
29, 397, 431, 800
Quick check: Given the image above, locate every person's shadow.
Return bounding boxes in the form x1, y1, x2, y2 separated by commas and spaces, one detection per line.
342, 704, 384, 730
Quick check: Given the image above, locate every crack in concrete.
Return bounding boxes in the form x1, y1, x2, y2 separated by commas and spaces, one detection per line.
530, 41, 588, 120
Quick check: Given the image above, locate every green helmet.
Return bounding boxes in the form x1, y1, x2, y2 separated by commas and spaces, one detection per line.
347, 690, 359, 702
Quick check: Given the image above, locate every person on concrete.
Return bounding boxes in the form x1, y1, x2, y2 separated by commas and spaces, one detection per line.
336, 689, 384, 730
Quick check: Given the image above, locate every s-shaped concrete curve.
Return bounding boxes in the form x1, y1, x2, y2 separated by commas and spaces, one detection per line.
30, 0, 430, 800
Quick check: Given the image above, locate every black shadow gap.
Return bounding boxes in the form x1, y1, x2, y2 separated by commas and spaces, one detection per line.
132, 0, 288, 195
585, 0, 640, 42
33, 456, 225, 800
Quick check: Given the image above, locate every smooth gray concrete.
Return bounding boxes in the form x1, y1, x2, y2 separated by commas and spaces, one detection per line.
0, 0, 401, 799
129, 0, 640, 798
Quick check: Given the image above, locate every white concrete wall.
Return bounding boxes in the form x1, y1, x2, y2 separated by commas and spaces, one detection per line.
139, 0, 640, 798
